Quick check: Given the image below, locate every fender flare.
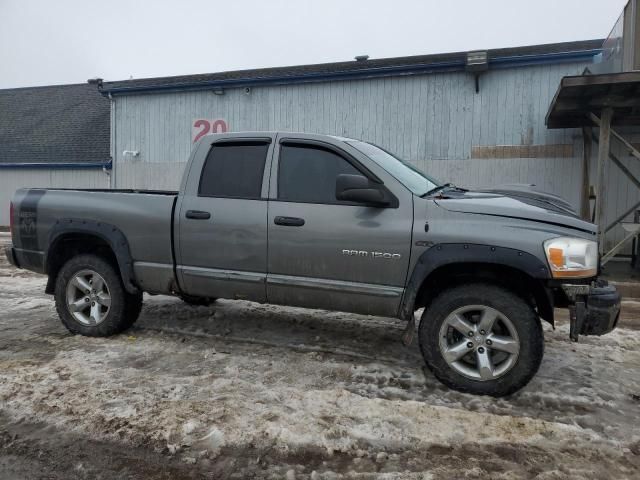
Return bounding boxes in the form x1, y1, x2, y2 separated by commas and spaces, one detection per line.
46, 218, 139, 294
399, 243, 552, 320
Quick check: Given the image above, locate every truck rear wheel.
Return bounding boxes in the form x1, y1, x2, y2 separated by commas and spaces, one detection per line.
54, 254, 143, 337
419, 283, 543, 397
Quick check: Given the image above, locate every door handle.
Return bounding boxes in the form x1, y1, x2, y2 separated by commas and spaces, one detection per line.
185, 210, 211, 220
274, 216, 305, 227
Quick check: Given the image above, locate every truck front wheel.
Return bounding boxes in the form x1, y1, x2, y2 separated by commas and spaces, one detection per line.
54, 254, 143, 337
419, 283, 544, 397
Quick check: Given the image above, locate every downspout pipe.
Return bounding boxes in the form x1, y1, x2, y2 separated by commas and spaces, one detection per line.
109, 92, 117, 189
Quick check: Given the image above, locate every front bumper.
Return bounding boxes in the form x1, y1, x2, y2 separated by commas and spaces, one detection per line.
4, 245, 19, 268
562, 281, 620, 341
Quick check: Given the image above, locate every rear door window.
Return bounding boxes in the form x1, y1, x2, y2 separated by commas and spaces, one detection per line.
199, 142, 269, 199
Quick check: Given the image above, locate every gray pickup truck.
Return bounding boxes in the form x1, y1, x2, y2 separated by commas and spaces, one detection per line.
5, 132, 620, 396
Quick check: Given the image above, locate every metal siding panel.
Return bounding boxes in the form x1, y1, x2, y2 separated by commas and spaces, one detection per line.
112, 61, 594, 210
0, 169, 109, 225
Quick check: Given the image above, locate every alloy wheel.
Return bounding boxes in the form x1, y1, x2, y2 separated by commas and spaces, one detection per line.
438, 305, 520, 381
66, 269, 111, 325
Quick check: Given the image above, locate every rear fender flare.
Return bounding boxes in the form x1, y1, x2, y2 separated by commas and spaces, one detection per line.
46, 218, 139, 294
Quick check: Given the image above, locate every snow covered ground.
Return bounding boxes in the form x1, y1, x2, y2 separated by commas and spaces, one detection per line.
0, 237, 639, 479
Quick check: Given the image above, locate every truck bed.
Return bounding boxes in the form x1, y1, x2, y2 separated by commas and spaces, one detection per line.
11, 188, 178, 294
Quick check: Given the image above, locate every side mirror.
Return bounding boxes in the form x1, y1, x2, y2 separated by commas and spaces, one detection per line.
335, 174, 390, 207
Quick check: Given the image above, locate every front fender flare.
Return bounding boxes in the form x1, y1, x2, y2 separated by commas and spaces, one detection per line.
399, 243, 551, 320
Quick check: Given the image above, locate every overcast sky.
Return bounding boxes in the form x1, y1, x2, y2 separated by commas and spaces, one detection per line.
0, 0, 630, 89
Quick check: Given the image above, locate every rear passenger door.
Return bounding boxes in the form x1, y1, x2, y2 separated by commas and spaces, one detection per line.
266, 137, 414, 317
176, 136, 274, 302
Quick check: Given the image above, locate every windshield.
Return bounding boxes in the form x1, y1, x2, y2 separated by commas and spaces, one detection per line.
347, 141, 440, 195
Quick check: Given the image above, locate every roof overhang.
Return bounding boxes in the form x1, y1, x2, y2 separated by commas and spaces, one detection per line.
99, 41, 603, 97
546, 71, 640, 128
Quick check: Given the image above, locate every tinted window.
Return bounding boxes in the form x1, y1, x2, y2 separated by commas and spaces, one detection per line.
278, 144, 361, 204
347, 141, 440, 195
199, 142, 269, 198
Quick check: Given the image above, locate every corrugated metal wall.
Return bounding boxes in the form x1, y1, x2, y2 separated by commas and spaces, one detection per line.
0, 168, 109, 225
113, 62, 588, 209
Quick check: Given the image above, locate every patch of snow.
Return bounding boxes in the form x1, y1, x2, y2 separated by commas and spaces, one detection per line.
1, 245, 639, 477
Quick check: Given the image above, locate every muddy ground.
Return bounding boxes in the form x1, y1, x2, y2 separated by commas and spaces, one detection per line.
0, 235, 639, 479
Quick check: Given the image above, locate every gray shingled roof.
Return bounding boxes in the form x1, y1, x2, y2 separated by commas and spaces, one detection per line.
0, 83, 110, 164
101, 40, 603, 94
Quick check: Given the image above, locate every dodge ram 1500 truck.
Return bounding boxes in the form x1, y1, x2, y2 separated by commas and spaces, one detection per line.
5, 132, 621, 396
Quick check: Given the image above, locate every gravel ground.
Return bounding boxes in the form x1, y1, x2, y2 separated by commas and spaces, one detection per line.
0, 235, 639, 479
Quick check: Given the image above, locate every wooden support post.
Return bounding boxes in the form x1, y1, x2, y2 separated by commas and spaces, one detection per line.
594, 108, 613, 255
589, 112, 640, 161
581, 127, 592, 221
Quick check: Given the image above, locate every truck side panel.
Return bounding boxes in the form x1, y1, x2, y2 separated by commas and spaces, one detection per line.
12, 188, 177, 294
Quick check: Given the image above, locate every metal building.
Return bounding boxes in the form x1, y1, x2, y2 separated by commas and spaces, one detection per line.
5, 37, 640, 256
100, 41, 601, 213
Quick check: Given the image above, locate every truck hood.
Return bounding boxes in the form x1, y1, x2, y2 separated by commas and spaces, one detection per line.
433, 184, 596, 234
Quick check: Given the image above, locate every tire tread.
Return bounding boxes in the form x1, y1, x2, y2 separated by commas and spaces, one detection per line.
54, 254, 142, 337
419, 283, 544, 397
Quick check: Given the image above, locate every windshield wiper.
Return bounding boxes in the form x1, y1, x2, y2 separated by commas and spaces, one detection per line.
421, 183, 466, 198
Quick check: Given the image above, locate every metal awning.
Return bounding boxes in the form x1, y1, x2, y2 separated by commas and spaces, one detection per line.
546, 71, 640, 129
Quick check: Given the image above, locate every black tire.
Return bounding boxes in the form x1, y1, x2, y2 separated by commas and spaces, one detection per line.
180, 295, 216, 307
54, 254, 143, 337
419, 283, 544, 397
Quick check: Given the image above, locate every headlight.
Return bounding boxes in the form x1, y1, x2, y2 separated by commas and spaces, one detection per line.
543, 237, 598, 279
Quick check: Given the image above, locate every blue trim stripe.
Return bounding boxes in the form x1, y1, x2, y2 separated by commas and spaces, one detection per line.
0, 162, 112, 170
101, 49, 601, 96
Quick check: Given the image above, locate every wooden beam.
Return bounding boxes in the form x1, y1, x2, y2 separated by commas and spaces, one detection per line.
601, 228, 640, 265
581, 127, 592, 221
590, 132, 640, 190
470, 144, 573, 159
556, 95, 640, 112
594, 108, 613, 255
591, 135, 640, 232
589, 112, 640, 160
605, 199, 640, 234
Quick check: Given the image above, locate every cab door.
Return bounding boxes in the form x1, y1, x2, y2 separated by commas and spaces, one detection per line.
266, 136, 413, 317
176, 135, 274, 302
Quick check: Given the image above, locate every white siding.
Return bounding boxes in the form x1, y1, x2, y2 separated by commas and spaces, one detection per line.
112, 62, 588, 212
0, 168, 109, 225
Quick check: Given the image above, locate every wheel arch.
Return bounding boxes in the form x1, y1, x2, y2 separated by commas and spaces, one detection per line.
45, 219, 139, 295
400, 244, 554, 326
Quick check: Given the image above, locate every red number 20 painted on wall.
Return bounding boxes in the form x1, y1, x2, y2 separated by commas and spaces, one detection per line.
192, 119, 229, 143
